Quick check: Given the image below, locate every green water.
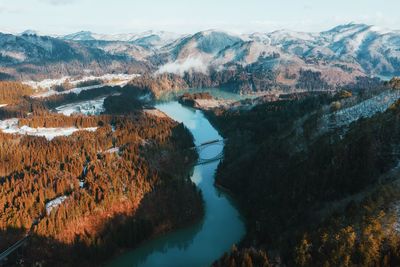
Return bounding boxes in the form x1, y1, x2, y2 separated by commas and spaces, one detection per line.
108, 101, 245, 267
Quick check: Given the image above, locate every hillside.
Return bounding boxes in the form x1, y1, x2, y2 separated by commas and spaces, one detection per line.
207, 88, 400, 266
0, 82, 203, 266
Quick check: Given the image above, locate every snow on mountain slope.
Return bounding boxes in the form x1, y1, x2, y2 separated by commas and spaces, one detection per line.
79, 41, 153, 61
156, 23, 400, 78
163, 30, 243, 59
2, 23, 400, 82
0, 31, 123, 66
214, 41, 282, 66
325, 89, 400, 128
63, 30, 184, 48
156, 30, 243, 74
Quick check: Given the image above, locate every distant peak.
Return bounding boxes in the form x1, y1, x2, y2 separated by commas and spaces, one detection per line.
63, 31, 96, 40
324, 22, 370, 33
20, 29, 39, 36
77, 30, 93, 34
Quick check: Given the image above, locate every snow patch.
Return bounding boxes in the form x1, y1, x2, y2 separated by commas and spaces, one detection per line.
0, 118, 97, 140
104, 147, 120, 154
55, 98, 105, 116
0, 50, 26, 61
27, 73, 139, 98
326, 90, 400, 128
46, 196, 67, 215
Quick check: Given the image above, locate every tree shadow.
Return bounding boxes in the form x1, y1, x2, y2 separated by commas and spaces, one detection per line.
0, 179, 203, 267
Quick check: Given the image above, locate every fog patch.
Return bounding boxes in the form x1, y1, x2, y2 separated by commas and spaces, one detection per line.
157, 57, 209, 76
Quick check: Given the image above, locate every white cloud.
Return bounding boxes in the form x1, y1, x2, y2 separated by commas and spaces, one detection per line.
157, 57, 209, 76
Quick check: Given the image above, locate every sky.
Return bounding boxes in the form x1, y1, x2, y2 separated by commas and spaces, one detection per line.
0, 0, 399, 35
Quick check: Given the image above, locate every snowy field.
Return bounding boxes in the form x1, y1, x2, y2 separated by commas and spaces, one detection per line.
55, 97, 106, 116
326, 90, 400, 128
0, 118, 97, 140
28, 73, 139, 98
25, 73, 139, 89
104, 147, 120, 154
46, 196, 68, 215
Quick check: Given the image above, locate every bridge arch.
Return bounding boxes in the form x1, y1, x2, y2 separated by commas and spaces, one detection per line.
194, 139, 225, 165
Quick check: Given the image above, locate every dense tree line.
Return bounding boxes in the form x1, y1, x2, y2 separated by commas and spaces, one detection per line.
388, 77, 400, 89
178, 92, 213, 107
296, 69, 331, 91
342, 76, 387, 92
42, 85, 123, 109
103, 87, 148, 114
214, 246, 272, 267
17, 113, 111, 128
0, 97, 47, 120
0, 83, 124, 120
75, 79, 103, 88
0, 81, 34, 104
295, 185, 400, 267
0, 109, 202, 266
208, 90, 400, 266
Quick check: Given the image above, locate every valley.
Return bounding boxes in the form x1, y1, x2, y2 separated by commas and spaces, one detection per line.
1, 75, 399, 266
1, 13, 400, 267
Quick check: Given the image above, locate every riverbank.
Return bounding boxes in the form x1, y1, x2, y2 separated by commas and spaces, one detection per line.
0, 90, 205, 266
108, 101, 245, 267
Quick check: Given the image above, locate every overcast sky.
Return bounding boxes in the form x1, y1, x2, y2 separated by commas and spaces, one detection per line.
0, 0, 399, 34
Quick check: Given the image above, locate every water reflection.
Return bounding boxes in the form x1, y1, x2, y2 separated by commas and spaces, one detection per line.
108, 102, 245, 267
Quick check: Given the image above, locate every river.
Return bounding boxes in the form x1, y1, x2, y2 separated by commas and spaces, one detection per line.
108, 101, 245, 267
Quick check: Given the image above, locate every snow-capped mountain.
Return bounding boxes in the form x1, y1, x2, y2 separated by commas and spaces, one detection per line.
63, 30, 184, 48
0, 32, 147, 79
0, 23, 399, 85
56, 23, 400, 79
241, 23, 400, 77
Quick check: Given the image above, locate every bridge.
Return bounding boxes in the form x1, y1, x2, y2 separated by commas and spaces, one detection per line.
0, 139, 226, 263
192, 139, 225, 165
0, 217, 40, 263
0, 235, 29, 263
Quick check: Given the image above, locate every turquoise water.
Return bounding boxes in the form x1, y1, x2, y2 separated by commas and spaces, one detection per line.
108, 101, 245, 267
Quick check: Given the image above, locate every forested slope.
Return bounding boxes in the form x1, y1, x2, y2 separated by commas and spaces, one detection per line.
0, 82, 203, 266
208, 90, 400, 266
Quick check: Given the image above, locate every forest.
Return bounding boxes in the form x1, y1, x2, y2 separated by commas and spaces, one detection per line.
0, 82, 33, 105
0, 81, 203, 266
208, 87, 400, 266
178, 92, 213, 107
3, 77, 400, 266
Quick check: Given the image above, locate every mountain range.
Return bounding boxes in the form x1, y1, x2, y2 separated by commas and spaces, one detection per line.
0, 23, 399, 91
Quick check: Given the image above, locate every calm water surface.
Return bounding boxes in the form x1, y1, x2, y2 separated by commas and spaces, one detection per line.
108, 101, 245, 267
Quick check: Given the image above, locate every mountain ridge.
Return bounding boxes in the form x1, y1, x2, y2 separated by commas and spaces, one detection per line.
0, 23, 398, 91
